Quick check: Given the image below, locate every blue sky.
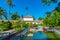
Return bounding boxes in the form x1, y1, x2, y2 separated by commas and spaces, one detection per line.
0, 0, 60, 20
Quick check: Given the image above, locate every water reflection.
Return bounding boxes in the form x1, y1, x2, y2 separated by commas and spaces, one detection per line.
24, 31, 47, 40
9, 31, 47, 40
0, 29, 47, 40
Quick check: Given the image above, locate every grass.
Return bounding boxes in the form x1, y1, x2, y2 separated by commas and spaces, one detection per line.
45, 32, 55, 38
45, 32, 60, 40
55, 34, 60, 38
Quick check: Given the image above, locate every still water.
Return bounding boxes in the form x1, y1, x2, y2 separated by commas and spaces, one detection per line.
24, 31, 47, 40
32, 31, 47, 40
0, 29, 47, 40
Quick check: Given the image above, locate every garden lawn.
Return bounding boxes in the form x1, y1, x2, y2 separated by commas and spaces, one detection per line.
45, 32, 55, 38
55, 34, 60, 38
45, 32, 60, 40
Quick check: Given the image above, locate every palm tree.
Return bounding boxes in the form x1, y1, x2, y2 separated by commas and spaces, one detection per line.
6, 0, 15, 19
0, 7, 7, 20
0, 7, 4, 20
5, 0, 15, 29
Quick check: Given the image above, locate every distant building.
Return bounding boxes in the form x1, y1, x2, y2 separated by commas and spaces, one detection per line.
22, 15, 43, 24
23, 15, 33, 21
0, 15, 43, 24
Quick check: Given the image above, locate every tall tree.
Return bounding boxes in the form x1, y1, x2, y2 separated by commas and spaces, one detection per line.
43, 10, 60, 27
0, 7, 7, 20
5, 0, 15, 29
6, 0, 15, 19
11, 12, 20, 20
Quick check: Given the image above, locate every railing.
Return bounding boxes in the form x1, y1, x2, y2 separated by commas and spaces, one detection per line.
2, 29, 24, 40
0, 32, 10, 37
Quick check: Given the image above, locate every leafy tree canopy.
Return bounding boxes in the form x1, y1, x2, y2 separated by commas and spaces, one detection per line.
11, 12, 20, 20
43, 10, 60, 27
